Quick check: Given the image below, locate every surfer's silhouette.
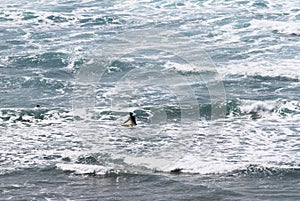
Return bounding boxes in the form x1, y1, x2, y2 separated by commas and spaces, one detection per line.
121, 112, 137, 127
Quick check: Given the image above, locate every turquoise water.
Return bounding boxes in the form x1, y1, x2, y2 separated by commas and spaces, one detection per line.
0, 0, 299, 200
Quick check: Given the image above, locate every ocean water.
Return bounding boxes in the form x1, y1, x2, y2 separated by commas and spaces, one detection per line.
0, 0, 300, 200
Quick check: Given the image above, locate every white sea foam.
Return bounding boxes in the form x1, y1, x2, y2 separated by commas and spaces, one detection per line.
239, 100, 277, 114
251, 19, 300, 36
1, 0, 299, 178
218, 59, 300, 80
56, 163, 112, 175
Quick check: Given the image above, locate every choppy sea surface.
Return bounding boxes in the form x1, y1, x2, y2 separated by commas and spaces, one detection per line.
0, 0, 299, 200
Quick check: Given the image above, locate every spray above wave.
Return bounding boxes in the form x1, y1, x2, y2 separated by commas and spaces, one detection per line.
227, 99, 300, 118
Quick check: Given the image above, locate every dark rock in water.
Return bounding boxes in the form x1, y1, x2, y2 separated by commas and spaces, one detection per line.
170, 168, 183, 174
62, 157, 71, 162
290, 33, 300, 36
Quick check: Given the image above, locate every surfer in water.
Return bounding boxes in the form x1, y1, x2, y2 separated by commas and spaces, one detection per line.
121, 112, 137, 127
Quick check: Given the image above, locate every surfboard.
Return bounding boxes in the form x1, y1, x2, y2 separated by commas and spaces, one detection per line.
121, 119, 135, 126
121, 112, 137, 127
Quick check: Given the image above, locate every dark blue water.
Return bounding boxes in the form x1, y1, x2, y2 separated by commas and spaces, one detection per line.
0, 0, 299, 200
